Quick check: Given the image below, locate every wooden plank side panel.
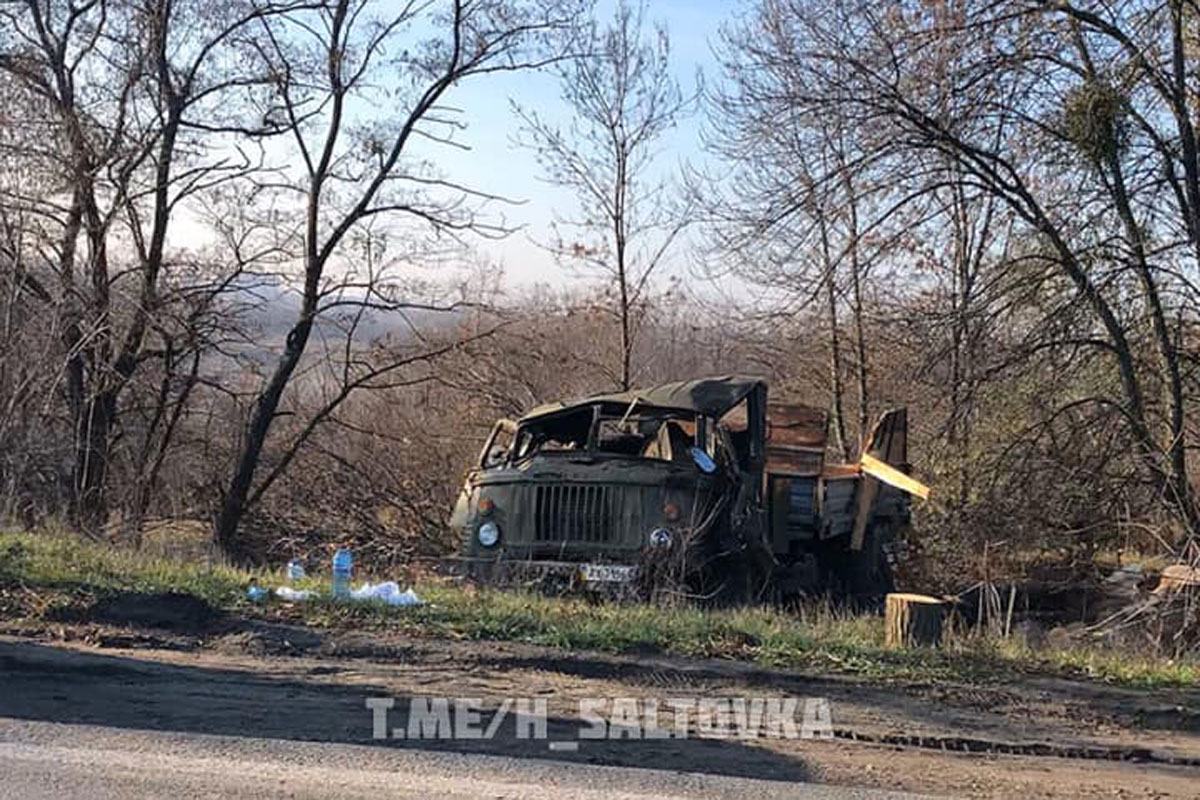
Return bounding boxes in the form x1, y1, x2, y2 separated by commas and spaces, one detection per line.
786, 477, 819, 538
771, 476, 822, 550
874, 485, 910, 520
861, 452, 930, 500
822, 476, 859, 539
765, 445, 824, 476
770, 476, 792, 553
851, 408, 909, 550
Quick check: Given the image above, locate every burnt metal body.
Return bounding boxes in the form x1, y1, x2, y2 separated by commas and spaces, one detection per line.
449, 376, 913, 598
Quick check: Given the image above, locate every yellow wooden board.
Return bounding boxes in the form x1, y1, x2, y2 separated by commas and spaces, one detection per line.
860, 453, 931, 500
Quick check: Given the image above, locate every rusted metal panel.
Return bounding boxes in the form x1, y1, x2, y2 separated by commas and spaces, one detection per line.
821, 463, 861, 479
735, 401, 828, 477
766, 402, 828, 448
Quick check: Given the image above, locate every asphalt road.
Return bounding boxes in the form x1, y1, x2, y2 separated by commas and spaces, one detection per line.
0, 718, 933, 800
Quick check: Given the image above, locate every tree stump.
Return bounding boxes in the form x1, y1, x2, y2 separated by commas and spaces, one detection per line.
885, 593, 947, 648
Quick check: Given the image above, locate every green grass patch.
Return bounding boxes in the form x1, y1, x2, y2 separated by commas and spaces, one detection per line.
0, 529, 253, 603
1, 530, 1196, 689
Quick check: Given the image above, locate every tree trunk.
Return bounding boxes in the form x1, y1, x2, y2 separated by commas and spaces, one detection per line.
1067, 25, 1200, 539
1098, 124, 1198, 538
72, 391, 116, 536
842, 171, 870, 444
819, 216, 850, 461
850, 252, 869, 446
124, 349, 201, 547
885, 593, 947, 648
213, 317, 315, 560
615, 146, 632, 391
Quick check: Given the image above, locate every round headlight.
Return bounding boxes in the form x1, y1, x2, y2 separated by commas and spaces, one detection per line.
648, 528, 673, 549
477, 521, 500, 548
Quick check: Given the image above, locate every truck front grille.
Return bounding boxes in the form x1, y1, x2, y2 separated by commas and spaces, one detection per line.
534, 484, 613, 543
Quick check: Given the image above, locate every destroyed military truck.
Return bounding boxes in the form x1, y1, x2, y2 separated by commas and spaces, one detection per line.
448, 376, 929, 601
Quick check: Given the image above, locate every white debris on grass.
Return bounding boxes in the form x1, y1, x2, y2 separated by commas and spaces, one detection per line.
350, 581, 423, 606
270, 582, 422, 606
275, 586, 314, 602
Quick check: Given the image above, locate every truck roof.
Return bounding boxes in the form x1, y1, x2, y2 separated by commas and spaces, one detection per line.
519, 376, 767, 423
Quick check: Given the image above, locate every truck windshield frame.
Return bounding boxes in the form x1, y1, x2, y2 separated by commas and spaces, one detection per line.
506, 403, 718, 466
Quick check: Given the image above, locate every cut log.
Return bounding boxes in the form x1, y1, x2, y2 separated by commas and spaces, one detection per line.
885, 593, 947, 648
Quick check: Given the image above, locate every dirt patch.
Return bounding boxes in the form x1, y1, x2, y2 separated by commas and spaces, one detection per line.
74, 591, 224, 632
211, 621, 325, 657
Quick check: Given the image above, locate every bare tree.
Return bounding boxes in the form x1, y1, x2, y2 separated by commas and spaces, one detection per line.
0, 0, 298, 534
211, 0, 580, 556
703, 29, 891, 456
514, 0, 691, 390
711, 0, 1200, 548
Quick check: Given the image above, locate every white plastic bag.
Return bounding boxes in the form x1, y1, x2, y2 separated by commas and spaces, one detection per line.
275, 586, 314, 602
349, 581, 423, 606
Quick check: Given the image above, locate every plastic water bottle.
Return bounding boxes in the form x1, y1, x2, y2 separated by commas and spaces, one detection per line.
287, 560, 306, 583
331, 548, 353, 598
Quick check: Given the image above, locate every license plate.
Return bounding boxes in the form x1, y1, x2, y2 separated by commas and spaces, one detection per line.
579, 564, 636, 583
